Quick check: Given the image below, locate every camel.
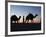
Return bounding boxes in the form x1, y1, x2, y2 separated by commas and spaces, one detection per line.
11, 15, 21, 23
26, 13, 38, 23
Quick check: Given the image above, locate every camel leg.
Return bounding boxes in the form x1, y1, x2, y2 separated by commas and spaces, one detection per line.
27, 20, 28, 23
25, 20, 27, 23
26, 20, 29, 23
27, 20, 29, 23
26, 20, 27, 23
17, 21, 18, 23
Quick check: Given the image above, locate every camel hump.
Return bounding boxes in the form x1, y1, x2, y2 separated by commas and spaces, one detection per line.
27, 13, 33, 18
11, 15, 17, 18
28, 13, 33, 16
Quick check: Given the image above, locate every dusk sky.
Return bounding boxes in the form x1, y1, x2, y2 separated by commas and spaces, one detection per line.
10, 5, 41, 23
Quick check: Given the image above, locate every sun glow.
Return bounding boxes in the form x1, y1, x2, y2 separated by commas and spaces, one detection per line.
18, 18, 40, 23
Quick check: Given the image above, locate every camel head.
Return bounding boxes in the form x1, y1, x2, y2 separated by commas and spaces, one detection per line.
34, 14, 38, 18
35, 14, 38, 16
19, 16, 21, 20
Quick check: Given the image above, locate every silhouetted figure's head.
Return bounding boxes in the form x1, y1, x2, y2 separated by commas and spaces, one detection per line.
19, 16, 21, 19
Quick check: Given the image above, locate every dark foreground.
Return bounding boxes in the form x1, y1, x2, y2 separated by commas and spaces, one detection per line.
11, 23, 41, 32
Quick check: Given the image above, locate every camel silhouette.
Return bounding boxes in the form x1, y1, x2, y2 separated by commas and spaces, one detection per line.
26, 13, 38, 23
11, 15, 21, 23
